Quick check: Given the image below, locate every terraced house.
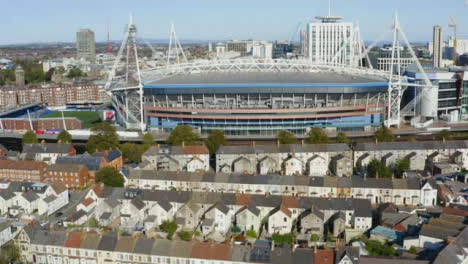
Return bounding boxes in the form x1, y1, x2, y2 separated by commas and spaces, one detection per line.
127, 170, 438, 206
216, 143, 352, 176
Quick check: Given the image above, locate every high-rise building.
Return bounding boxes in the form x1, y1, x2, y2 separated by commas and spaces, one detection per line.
76, 29, 96, 63
307, 16, 354, 66
432, 25, 443, 68
15, 65, 24, 86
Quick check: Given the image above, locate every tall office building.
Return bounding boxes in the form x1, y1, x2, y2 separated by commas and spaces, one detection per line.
307, 16, 354, 66
432, 25, 443, 68
76, 29, 96, 63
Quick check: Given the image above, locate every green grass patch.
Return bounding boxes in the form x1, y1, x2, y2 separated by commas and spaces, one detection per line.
42, 111, 101, 128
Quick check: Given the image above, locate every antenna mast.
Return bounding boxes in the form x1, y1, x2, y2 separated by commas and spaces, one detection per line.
107, 19, 112, 54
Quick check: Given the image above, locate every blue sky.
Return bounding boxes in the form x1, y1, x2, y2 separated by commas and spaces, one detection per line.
1, 0, 467, 45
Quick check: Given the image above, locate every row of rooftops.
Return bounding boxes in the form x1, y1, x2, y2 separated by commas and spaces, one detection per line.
129, 170, 427, 190
93, 185, 372, 217
55, 150, 121, 171
0, 181, 67, 201
0, 159, 48, 171
24, 228, 317, 263
22, 143, 74, 154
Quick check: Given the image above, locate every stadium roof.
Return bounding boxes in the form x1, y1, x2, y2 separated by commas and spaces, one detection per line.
144, 72, 388, 94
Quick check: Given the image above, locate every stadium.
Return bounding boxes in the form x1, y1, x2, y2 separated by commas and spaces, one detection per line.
143, 70, 388, 136
106, 16, 430, 137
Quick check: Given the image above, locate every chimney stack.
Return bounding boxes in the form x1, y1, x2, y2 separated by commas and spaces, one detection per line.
301, 139, 304, 146
276, 139, 280, 147
182, 141, 185, 148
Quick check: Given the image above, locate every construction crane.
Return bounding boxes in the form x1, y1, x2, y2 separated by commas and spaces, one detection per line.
449, 16, 457, 65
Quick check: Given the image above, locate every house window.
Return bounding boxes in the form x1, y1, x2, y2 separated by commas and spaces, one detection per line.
283, 217, 287, 222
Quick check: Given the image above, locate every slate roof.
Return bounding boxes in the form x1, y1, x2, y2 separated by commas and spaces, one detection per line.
217, 143, 351, 155
355, 140, 468, 151
115, 236, 135, 253
56, 153, 103, 171
271, 245, 292, 264
49, 164, 84, 173
80, 233, 101, 249
249, 240, 271, 263
97, 233, 118, 251
131, 197, 145, 210
23, 143, 72, 154
133, 238, 155, 255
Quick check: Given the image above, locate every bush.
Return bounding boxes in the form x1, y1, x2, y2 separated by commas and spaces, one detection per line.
364, 239, 397, 256
22, 130, 38, 146
166, 125, 200, 146
307, 127, 329, 144
276, 131, 297, 144
310, 234, 319, 242
88, 217, 100, 228
367, 159, 392, 178
159, 220, 178, 238
336, 132, 350, 144
177, 230, 192, 241
57, 130, 72, 143
374, 126, 394, 142
95, 167, 124, 187
272, 233, 293, 245
246, 229, 257, 239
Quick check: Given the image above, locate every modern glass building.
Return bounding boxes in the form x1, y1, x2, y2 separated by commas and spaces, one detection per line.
142, 72, 388, 136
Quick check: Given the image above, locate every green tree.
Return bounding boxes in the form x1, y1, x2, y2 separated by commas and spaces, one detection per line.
0, 68, 15, 86
22, 130, 38, 145
57, 130, 72, 143
246, 229, 257, 239
166, 125, 200, 146
374, 126, 394, 142
205, 130, 227, 153
276, 131, 297, 144
66, 67, 84, 79
142, 133, 155, 151
367, 159, 392, 178
95, 166, 124, 187
45, 67, 55, 82
307, 127, 329, 144
336, 132, 350, 144
310, 234, 319, 242
177, 230, 192, 241
0, 243, 20, 263
120, 143, 144, 163
435, 130, 452, 141
159, 220, 178, 239
407, 246, 418, 254
365, 239, 397, 256
272, 233, 294, 245
394, 158, 410, 178
86, 122, 119, 153
88, 217, 100, 228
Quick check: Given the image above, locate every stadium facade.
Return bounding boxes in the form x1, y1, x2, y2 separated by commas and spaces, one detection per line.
142, 71, 388, 136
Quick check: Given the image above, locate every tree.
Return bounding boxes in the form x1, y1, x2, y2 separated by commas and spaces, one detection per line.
166, 125, 200, 146
45, 67, 55, 82
310, 234, 319, 242
86, 122, 119, 153
205, 130, 227, 153
276, 131, 297, 145
374, 126, 394, 142
246, 229, 257, 239
95, 166, 124, 187
394, 158, 410, 178
0, 243, 20, 264
272, 233, 294, 245
57, 130, 72, 143
365, 239, 397, 256
367, 159, 392, 178
22, 130, 38, 145
159, 220, 178, 239
142, 133, 155, 151
407, 246, 418, 254
177, 230, 192, 241
336, 132, 350, 144
88, 217, 100, 228
307, 127, 329, 144
120, 143, 144, 163
435, 130, 452, 141
66, 67, 84, 79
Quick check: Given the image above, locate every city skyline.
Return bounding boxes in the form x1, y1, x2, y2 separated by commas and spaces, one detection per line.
1, 0, 467, 45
